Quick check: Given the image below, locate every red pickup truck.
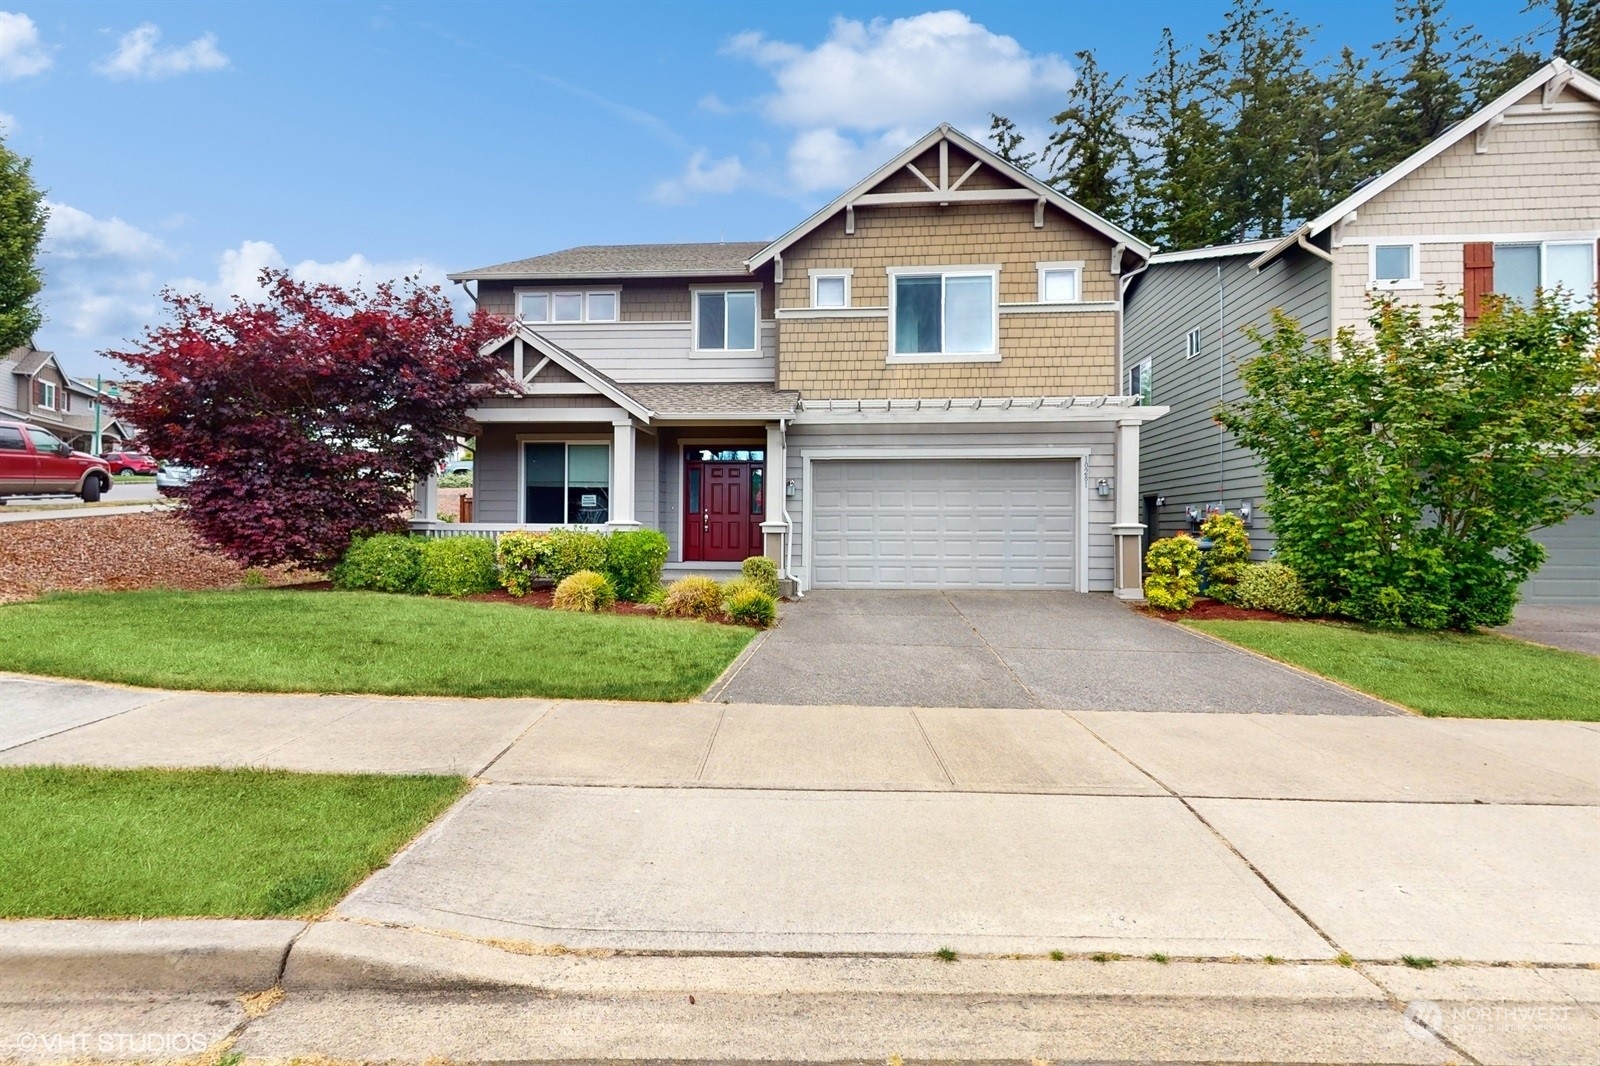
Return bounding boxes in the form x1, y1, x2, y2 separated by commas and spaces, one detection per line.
0, 420, 114, 502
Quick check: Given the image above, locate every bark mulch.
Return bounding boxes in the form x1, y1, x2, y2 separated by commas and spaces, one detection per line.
1142, 597, 1301, 623
463, 587, 659, 617
0, 512, 308, 605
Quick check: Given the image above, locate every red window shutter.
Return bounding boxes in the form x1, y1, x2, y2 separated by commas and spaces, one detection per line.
33, 380, 42, 406
1463, 242, 1495, 327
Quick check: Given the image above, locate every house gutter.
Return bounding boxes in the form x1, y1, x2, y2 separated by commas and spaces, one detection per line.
778, 417, 800, 598
1116, 254, 1152, 389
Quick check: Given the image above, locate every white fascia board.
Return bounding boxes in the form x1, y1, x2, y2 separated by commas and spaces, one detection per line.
793, 400, 1169, 425
508, 326, 654, 423
1149, 240, 1279, 265
745, 124, 1155, 272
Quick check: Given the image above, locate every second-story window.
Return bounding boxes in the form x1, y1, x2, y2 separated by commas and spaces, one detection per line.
1185, 328, 1203, 360
1494, 241, 1595, 308
1370, 243, 1420, 289
810, 270, 850, 308
891, 269, 997, 358
37, 381, 57, 410
1129, 359, 1153, 405
518, 290, 619, 323
1037, 262, 1082, 303
695, 289, 758, 351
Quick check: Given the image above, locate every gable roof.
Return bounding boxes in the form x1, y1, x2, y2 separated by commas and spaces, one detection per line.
496, 325, 653, 421
450, 242, 766, 282
1149, 239, 1279, 265
7, 346, 59, 377
746, 123, 1154, 271
1251, 58, 1600, 269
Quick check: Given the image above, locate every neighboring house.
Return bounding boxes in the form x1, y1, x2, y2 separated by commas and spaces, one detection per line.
0, 346, 135, 453
433, 123, 1165, 596
1125, 58, 1600, 606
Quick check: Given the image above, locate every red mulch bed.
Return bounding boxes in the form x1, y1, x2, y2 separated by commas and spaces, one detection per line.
463, 587, 659, 617
0, 512, 312, 604
1142, 597, 1301, 623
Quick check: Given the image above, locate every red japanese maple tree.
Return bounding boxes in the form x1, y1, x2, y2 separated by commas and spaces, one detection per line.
110, 270, 505, 568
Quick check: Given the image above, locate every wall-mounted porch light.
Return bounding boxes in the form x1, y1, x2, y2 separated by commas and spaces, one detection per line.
785, 478, 797, 498
1095, 477, 1112, 499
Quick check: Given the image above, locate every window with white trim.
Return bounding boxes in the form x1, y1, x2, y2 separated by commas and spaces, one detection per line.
517, 290, 619, 323
38, 381, 56, 410
1129, 358, 1153, 406
523, 441, 610, 524
1370, 243, 1420, 288
1494, 240, 1596, 308
891, 268, 997, 358
810, 270, 850, 308
1037, 262, 1082, 303
1185, 328, 1202, 360
694, 289, 758, 351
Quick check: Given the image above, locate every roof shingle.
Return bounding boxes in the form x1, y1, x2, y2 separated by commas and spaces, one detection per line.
449, 242, 766, 281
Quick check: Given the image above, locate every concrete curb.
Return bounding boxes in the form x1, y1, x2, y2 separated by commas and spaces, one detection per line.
0, 919, 307, 995
697, 627, 771, 703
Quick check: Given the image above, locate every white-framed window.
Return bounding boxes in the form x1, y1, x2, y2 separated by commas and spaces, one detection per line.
1370, 243, 1421, 289
1494, 240, 1596, 308
693, 288, 759, 351
522, 440, 611, 525
38, 381, 56, 410
516, 290, 620, 323
888, 266, 999, 361
1185, 328, 1203, 360
1037, 261, 1083, 303
809, 269, 851, 309
1129, 359, 1153, 406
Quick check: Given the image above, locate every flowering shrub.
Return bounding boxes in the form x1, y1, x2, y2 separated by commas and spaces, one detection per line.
1143, 534, 1202, 611
1199, 512, 1251, 603
496, 532, 550, 597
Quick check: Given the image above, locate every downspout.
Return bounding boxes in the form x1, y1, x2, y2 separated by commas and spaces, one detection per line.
453, 279, 480, 307
1217, 263, 1226, 512
1116, 255, 1151, 389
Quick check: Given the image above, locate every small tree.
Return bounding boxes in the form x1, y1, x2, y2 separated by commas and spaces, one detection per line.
0, 134, 47, 353
111, 271, 504, 569
1219, 294, 1600, 629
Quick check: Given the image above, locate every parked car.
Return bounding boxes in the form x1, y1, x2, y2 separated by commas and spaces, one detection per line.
0, 420, 113, 502
155, 462, 199, 496
102, 450, 158, 476
445, 459, 473, 476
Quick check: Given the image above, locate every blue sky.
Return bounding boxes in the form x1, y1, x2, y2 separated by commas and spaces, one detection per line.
1, 0, 1541, 376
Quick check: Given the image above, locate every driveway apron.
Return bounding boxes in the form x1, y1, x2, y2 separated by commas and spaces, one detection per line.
715, 590, 1396, 714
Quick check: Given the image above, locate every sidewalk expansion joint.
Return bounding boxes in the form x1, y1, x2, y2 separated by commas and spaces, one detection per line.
473, 701, 557, 777
942, 590, 1043, 709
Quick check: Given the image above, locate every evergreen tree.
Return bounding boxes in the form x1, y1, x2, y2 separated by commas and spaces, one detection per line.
1295, 48, 1390, 219
986, 113, 1037, 172
1203, 0, 1321, 240
1043, 50, 1137, 227
1374, 0, 1483, 171
1130, 29, 1228, 248
0, 134, 47, 353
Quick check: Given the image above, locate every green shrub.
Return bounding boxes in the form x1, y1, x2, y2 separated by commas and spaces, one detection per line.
1199, 513, 1252, 603
605, 528, 670, 601
640, 584, 666, 607
741, 555, 780, 597
551, 570, 616, 612
721, 576, 758, 602
661, 575, 725, 622
496, 531, 551, 597
331, 534, 425, 594
1144, 534, 1202, 611
726, 587, 777, 628
418, 536, 499, 597
437, 472, 472, 488
1233, 562, 1312, 616
541, 528, 609, 583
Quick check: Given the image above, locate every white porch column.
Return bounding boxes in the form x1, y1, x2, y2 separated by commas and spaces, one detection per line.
1112, 418, 1145, 600
412, 471, 440, 527
610, 419, 639, 528
760, 421, 789, 572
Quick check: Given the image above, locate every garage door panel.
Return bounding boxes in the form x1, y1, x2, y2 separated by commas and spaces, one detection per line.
810, 458, 1077, 590
1523, 509, 1600, 605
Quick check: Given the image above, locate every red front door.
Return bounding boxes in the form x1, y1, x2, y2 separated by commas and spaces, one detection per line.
684, 459, 765, 562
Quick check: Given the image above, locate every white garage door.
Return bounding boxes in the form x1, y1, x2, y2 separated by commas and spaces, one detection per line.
1523, 508, 1600, 605
809, 458, 1077, 589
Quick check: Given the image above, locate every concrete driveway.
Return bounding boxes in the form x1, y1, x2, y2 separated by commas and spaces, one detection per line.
714, 590, 1397, 714
1501, 604, 1600, 656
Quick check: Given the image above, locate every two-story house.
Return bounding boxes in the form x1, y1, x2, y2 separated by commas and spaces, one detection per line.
1, 345, 134, 453
430, 124, 1164, 596
1125, 59, 1600, 606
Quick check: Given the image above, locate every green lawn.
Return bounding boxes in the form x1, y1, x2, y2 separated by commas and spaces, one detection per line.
1187, 620, 1600, 720
112, 474, 155, 483
0, 767, 465, 917
0, 589, 754, 700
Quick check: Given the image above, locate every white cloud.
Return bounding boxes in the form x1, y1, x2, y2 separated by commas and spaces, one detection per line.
95, 23, 229, 80
650, 150, 747, 204
172, 241, 450, 306
44, 201, 169, 261
0, 11, 52, 79
697, 93, 733, 115
724, 10, 1074, 192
